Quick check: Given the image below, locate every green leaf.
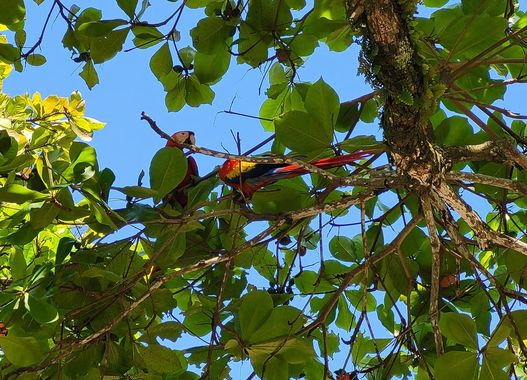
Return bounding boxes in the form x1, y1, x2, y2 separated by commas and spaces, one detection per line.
0, 336, 49, 367
0, 184, 47, 203
63, 142, 98, 182
78, 19, 128, 37
178, 46, 196, 68
340, 135, 380, 152
142, 321, 184, 343
56, 237, 76, 265
9, 249, 26, 280
239, 291, 273, 340
435, 116, 474, 146
432, 10, 507, 60
153, 229, 186, 267
248, 306, 305, 344
435, 351, 478, 380
286, 0, 306, 10
462, 0, 508, 15
183, 308, 212, 336
295, 271, 335, 294
497, 310, 527, 343
439, 312, 478, 350
117, 0, 138, 18
149, 147, 188, 203
26, 294, 59, 324
15, 29, 26, 47
29, 201, 60, 229
335, 102, 360, 132
132, 25, 164, 49
91, 28, 129, 63
25, 53, 47, 66
304, 78, 339, 132
251, 179, 310, 214
335, 296, 352, 330
325, 24, 353, 52
470, 290, 490, 336
85, 196, 119, 230
346, 290, 377, 312
245, 0, 292, 32
7, 224, 41, 245
360, 98, 378, 123
269, 62, 288, 84
377, 304, 395, 332
139, 344, 186, 374
0, 43, 20, 63
82, 267, 121, 282
289, 33, 318, 56
79, 60, 99, 89
115, 186, 158, 198
150, 43, 173, 81
237, 23, 269, 67
480, 347, 517, 380
329, 235, 363, 262
0, 0, 25, 27
275, 110, 332, 154
423, 0, 448, 7
190, 16, 230, 54
259, 93, 287, 131
262, 356, 289, 380
184, 75, 215, 106
194, 49, 230, 84
166, 79, 186, 112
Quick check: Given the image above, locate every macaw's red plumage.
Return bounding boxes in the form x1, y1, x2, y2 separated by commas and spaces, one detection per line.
164, 131, 199, 207
219, 150, 374, 199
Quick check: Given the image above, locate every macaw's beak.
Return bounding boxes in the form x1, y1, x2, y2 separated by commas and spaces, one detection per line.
185, 131, 196, 145
166, 131, 196, 147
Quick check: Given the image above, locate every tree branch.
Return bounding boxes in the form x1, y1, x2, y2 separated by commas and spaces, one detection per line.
422, 196, 444, 355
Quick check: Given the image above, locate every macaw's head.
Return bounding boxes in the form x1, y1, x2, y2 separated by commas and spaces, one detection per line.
166, 131, 195, 147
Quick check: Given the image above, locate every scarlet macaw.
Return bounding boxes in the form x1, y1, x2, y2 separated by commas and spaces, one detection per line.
164, 131, 199, 207
219, 151, 373, 199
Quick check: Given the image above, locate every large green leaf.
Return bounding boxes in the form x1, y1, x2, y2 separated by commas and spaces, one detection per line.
117, 0, 138, 18
80, 60, 100, 89
139, 344, 186, 374
329, 235, 364, 262
0, 336, 49, 367
434, 116, 474, 146
247, 305, 305, 344
304, 79, 339, 132
480, 347, 517, 380
150, 43, 173, 81
239, 291, 274, 340
78, 19, 128, 37
424, 0, 448, 7
194, 49, 230, 84
149, 147, 188, 203
275, 110, 332, 154
26, 294, 59, 324
435, 351, 478, 380
0, 0, 25, 28
432, 9, 507, 59
91, 28, 129, 63
190, 17, 230, 54
0, 184, 47, 203
439, 312, 478, 350
9, 249, 26, 280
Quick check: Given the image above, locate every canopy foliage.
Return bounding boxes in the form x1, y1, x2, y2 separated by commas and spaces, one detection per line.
1, 0, 527, 379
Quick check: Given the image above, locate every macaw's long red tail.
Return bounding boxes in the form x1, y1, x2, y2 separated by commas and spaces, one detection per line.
261, 150, 375, 182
